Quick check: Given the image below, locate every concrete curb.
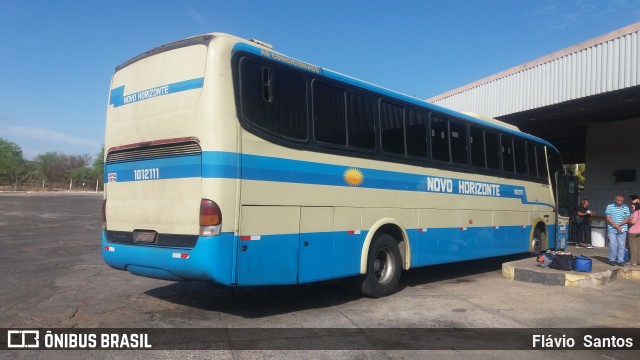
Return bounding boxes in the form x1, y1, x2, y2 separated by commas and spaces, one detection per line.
502, 261, 640, 287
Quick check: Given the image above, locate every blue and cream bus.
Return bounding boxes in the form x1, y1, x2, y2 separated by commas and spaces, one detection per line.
102, 33, 576, 297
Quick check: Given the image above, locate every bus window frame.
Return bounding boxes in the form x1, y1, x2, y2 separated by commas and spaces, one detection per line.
484, 129, 502, 172
379, 99, 408, 159
449, 119, 469, 166
429, 114, 452, 165
311, 78, 379, 155
231, 51, 552, 185
345, 89, 378, 152
469, 124, 486, 169
404, 106, 430, 161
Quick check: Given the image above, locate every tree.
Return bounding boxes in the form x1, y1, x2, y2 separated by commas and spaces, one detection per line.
93, 145, 104, 170
0, 138, 30, 187
35, 151, 67, 184
68, 167, 94, 186
33, 152, 93, 185
92, 145, 104, 184
66, 154, 91, 169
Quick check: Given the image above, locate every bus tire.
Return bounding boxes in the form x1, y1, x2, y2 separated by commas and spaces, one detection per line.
360, 233, 402, 298
531, 226, 546, 255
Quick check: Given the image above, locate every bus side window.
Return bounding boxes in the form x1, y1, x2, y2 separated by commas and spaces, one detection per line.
380, 101, 405, 155
240, 58, 307, 140
536, 145, 548, 179
347, 92, 376, 150
450, 121, 468, 165
430, 116, 450, 162
406, 109, 428, 158
501, 135, 514, 173
513, 138, 527, 175
313, 81, 346, 146
527, 142, 538, 177
485, 131, 500, 170
470, 126, 486, 168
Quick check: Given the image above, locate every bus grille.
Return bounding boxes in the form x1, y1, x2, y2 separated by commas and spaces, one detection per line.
106, 141, 201, 162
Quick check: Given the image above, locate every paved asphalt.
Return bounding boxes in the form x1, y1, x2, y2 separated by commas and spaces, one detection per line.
0, 192, 638, 359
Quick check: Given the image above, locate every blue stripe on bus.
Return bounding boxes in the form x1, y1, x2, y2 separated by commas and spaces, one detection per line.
104, 154, 201, 183
103, 225, 538, 286
109, 77, 205, 108
104, 151, 553, 207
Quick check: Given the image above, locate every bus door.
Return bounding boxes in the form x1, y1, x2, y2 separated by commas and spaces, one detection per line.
555, 171, 579, 249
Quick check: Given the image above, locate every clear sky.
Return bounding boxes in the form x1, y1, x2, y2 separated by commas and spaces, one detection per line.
1, 0, 639, 160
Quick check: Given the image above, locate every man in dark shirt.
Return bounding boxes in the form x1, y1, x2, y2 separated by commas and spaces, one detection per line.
575, 199, 595, 248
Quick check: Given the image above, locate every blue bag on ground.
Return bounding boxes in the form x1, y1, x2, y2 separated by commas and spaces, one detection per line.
574, 255, 592, 272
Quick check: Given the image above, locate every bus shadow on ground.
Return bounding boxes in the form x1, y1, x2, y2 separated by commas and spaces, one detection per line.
402, 253, 529, 287
144, 253, 529, 318
144, 280, 362, 318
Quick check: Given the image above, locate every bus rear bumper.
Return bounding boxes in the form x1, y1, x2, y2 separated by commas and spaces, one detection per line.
101, 231, 235, 285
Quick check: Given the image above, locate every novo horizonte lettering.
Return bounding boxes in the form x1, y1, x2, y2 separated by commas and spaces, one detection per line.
426, 176, 501, 197
123, 85, 169, 105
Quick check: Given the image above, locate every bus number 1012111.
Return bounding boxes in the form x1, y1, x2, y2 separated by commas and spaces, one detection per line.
133, 168, 160, 181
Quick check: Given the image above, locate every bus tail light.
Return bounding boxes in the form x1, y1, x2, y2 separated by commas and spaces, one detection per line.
200, 199, 222, 236
102, 199, 107, 230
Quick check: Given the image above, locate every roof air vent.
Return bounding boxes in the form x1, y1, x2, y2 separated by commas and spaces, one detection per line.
249, 38, 274, 50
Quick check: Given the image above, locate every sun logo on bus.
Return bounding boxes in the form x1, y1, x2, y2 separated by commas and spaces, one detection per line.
344, 168, 364, 187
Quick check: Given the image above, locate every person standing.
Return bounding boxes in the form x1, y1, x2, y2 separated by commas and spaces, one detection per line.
605, 194, 631, 266
627, 199, 640, 266
575, 199, 595, 248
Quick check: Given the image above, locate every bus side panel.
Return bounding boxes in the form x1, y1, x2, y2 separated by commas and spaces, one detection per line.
332, 207, 364, 278
415, 209, 460, 265
237, 206, 300, 285
414, 208, 534, 266
492, 211, 529, 255
459, 210, 494, 259
299, 207, 334, 283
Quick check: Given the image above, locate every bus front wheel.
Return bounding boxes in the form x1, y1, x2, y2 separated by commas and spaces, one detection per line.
359, 233, 402, 298
532, 227, 546, 255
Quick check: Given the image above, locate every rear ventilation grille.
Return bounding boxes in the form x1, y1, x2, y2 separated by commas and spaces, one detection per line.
106, 141, 201, 162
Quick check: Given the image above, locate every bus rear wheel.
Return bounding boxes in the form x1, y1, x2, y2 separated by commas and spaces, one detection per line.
360, 233, 402, 298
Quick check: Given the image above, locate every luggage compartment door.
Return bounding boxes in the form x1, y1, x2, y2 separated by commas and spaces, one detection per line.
237, 206, 300, 285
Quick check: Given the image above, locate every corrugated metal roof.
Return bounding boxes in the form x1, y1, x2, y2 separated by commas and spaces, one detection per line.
428, 22, 640, 118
